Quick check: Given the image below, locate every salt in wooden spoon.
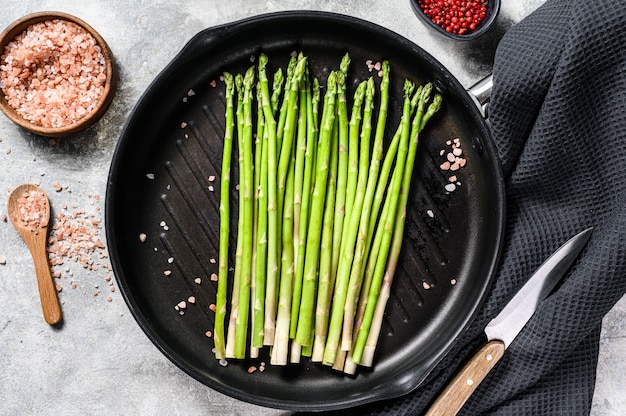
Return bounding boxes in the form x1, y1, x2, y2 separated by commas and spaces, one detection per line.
7, 184, 62, 325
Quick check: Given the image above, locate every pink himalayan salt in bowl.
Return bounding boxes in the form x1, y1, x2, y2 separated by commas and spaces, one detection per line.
0, 12, 116, 137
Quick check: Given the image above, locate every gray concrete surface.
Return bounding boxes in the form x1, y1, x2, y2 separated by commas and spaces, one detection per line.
0, 1, 623, 415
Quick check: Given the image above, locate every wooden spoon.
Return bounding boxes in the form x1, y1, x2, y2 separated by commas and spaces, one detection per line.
7, 184, 62, 325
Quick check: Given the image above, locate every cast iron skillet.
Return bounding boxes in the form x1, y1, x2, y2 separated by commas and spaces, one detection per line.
106, 11, 505, 411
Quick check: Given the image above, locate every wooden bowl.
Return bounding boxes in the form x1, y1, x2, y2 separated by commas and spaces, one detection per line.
0, 11, 117, 137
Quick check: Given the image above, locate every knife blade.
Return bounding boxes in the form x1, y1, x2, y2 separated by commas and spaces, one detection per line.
424, 227, 593, 416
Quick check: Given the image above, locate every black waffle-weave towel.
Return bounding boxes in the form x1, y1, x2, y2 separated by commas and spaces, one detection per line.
316, 0, 626, 414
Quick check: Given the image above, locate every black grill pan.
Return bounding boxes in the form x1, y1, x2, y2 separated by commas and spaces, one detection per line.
106, 11, 505, 411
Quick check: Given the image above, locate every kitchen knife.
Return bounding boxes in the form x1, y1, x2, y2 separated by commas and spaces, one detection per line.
424, 227, 593, 416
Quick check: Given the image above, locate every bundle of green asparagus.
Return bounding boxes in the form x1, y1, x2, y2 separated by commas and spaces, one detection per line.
213, 52, 442, 374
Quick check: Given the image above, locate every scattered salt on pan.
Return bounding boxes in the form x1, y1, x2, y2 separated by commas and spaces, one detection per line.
194, 277, 202, 284
167, 257, 174, 264
445, 183, 456, 192
146, 173, 155, 179
426, 209, 434, 218
138, 233, 147, 242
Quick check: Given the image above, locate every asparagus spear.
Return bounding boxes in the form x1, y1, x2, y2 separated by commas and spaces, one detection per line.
272, 151, 296, 365
258, 54, 280, 345
295, 71, 338, 347
290, 78, 320, 339
312, 112, 339, 361
323, 77, 376, 366
331, 62, 350, 286
225, 74, 246, 359
214, 72, 235, 361
292, 71, 309, 286
234, 67, 256, 359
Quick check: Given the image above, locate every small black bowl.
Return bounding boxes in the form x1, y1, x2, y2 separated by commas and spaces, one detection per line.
410, 0, 501, 41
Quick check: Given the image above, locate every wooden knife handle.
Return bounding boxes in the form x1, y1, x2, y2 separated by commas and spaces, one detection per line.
424, 340, 506, 416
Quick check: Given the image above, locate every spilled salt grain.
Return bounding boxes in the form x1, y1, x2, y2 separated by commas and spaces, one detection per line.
138, 233, 147, 242
194, 277, 202, 284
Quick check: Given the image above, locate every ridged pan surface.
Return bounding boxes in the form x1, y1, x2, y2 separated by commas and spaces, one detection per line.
106, 11, 505, 411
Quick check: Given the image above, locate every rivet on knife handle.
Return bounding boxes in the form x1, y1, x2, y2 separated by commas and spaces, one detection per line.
424, 340, 505, 416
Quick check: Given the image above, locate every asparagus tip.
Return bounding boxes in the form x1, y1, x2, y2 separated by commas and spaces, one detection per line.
223, 71, 234, 86
366, 77, 376, 97
340, 52, 351, 75
244, 66, 255, 87
403, 79, 415, 98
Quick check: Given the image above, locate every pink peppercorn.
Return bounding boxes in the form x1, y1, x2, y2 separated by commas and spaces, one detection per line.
418, 0, 488, 35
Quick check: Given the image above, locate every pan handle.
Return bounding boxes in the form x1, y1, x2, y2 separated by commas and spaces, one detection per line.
467, 74, 493, 117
